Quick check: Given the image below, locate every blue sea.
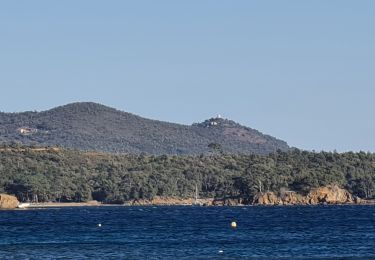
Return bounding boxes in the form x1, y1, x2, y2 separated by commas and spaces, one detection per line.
0, 205, 374, 259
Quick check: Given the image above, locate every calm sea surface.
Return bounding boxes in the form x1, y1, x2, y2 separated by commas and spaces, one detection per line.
0, 205, 374, 259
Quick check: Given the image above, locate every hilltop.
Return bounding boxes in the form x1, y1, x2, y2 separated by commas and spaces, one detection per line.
0, 102, 289, 155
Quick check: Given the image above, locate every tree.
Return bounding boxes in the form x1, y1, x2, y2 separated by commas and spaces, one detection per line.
208, 143, 223, 154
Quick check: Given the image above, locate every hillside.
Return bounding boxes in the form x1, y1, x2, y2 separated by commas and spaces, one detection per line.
0, 146, 374, 203
0, 102, 289, 155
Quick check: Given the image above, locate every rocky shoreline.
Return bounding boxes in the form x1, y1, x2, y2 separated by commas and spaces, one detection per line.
125, 185, 375, 206
252, 185, 363, 206
0, 194, 19, 209
1, 185, 374, 209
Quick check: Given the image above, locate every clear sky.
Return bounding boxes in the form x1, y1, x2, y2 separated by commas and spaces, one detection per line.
0, 1, 374, 152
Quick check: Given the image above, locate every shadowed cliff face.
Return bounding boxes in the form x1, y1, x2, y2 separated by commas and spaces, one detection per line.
0, 102, 289, 155
0, 194, 19, 209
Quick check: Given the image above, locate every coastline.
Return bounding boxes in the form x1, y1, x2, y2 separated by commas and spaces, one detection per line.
17, 198, 375, 209
7, 186, 375, 209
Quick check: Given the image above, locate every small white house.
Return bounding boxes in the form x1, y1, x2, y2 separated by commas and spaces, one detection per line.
18, 127, 38, 135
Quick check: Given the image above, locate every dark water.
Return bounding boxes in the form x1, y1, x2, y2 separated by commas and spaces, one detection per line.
0, 206, 374, 259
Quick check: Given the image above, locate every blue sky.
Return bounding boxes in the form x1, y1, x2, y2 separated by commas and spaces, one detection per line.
0, 1, 374, 152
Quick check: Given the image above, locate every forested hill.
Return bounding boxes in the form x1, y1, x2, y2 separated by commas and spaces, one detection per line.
0, 146, 374, 203
0, 102, 289, 155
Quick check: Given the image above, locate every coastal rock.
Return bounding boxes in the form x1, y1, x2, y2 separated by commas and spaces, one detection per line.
280, 191, 306, 205
252, 185, 354, 205
0, 194, 19, 209
212, 198, 243, 206
253, 192, 280, 205
306, 185, 353, 204
252, 191, 304, 205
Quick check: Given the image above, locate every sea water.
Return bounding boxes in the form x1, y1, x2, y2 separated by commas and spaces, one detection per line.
0, 205, 374, 259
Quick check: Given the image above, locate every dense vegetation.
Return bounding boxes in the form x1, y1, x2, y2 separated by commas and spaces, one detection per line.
0, 102, 289, 155
0, 145, 374, 203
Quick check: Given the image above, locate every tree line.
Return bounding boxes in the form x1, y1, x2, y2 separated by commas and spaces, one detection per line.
0, 145, 374, 203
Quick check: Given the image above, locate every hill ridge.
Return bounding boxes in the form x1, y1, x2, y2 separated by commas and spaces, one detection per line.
0, 102, 289, 155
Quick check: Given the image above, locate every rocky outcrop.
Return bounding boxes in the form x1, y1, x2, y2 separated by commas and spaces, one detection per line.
212, 197, 244, 206
253, 192, 280, 205
253, 185, 355, 205
280, 191, 306, 205
0, 194, 19, 209
253, 191, 306, 205
306, 185, 353, 204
